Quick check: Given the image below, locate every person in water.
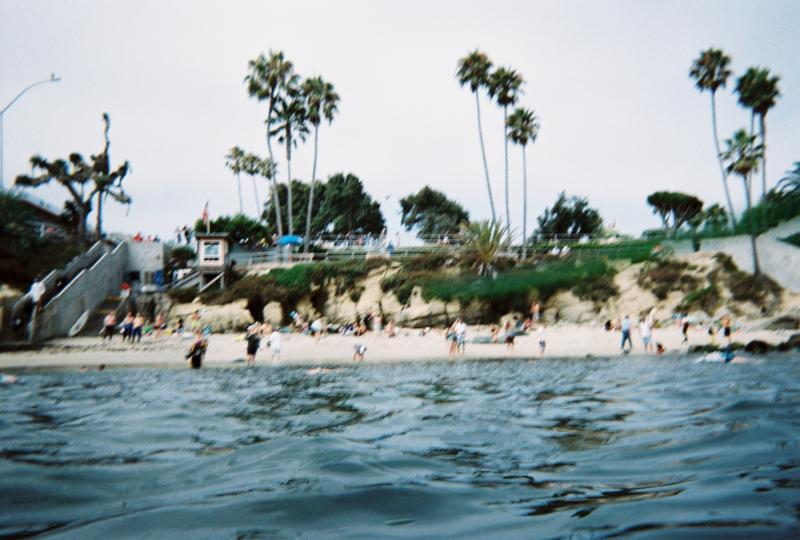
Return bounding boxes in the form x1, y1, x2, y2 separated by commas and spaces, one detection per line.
186, 331, 208, 369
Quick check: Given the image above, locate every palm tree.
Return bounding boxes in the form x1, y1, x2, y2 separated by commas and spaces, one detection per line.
301, 76, 339, 253
506, 107, 540, 258
736, 68, 781, 202
241, 152, 263, 216
778, 162, 800, 196
459, 219, 511, 277
456, 50, 497, 222
225, 146, 246, 214
270, 76, 309, 235
722, 129, 764, 276
488, 66, 524, 233
245, 50, 295, 237
689, 48, 737, 229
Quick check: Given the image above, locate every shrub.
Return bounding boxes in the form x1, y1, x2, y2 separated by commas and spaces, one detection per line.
167, 287, 198, 304
638, 259, 699, 300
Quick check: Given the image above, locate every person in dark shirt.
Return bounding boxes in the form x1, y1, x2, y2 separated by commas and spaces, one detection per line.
186, 331, 208, 369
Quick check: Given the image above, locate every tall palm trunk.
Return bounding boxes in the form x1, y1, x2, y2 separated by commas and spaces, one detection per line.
304, 125, 319, 254
503, 105, 511, 233
759, 114, 767, 202
285, 127, 294, 235
742, 174, 761, 276
266, 104, 284, 237
251, 174, 261, 215
236, 173, 244, 214
710, 92, 737, 229
521, 145, 528, 259
474, 92, 496, 222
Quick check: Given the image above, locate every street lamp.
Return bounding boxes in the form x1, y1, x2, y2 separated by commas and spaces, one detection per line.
0, 73, 61, 190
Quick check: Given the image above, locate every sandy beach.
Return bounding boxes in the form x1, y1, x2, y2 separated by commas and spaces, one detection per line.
0, 322, 794, 370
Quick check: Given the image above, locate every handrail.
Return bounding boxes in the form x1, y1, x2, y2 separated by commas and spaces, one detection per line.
198, 272, 224, 293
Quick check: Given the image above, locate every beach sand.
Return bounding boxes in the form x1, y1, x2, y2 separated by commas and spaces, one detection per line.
0, 322, 793, 370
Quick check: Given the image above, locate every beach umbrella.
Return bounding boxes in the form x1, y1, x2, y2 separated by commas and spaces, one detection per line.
278, 235, 303, 246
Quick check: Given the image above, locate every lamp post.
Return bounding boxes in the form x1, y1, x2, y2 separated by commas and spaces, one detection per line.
0, 73, 61, 190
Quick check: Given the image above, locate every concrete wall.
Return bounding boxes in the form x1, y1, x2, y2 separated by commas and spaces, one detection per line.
665, 217, 800, 292
35, 242, 128, 341
124, 239, 165, 279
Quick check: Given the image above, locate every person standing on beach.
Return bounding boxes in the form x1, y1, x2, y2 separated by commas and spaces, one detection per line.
721, 316, 732, 344
132, 313, 145, 343
681, 317, 690, 344
311, 318, 323, 342
639, 317, 652, 352
267, 329, 282, 363
121, 312, 135, 342
621, 315, 633, 351
154, 312, 166, 339
531, 301, 541, 322
101, 311, 117, 341
245, 323, 261, 366
454, 318, 467, 355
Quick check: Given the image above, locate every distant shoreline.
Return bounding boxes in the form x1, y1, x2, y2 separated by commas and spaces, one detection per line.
0, 324, 793, 370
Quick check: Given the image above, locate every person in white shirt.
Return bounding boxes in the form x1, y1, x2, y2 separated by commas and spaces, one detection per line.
268, 330, 282, 362
639, 318, 653, 352
29, 275, 46, 309
454, 318, 467, 354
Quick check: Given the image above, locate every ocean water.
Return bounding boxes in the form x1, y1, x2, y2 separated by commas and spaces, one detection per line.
1, 356, 799, 539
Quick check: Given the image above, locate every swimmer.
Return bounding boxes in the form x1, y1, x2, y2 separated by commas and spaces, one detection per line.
0, 374, 19, 384
353, 343, 367, 362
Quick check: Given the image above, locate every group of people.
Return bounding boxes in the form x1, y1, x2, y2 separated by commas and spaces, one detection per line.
610, 311, 734, 355
244, 322, 283, 365
101, 310, 170, 342
173, 225, 194, 245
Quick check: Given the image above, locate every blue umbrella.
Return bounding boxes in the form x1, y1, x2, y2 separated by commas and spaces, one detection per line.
278, 235, 303, 246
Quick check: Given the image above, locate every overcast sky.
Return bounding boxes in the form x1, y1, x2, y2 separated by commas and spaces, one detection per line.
2, 0, 798, 241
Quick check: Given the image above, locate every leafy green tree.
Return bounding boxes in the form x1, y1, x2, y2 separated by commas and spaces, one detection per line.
488, 66, 524, 232
456, 50, 497, 221
264, 179, 326, 238
301, 76, 339, 253
722, 129, 764, 275
315, 173, 385, 234
506, 107, 539, 257
459, 219, 510, 276
399, 186, 469, 240
245, 51, 295, 237
701, 203, 729, 233
194, 214, 269, 248
536, 192, 603, 239
689, 48, 736, 228
646, 191, 705, 234
225, 146, 246, 214
270, 76, 309, 235
15, 113, 131, 241
736, 67, 781, 202
0, 191, 38, 256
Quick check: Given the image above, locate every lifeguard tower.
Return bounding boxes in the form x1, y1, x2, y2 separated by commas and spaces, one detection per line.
195, 232, 231, 291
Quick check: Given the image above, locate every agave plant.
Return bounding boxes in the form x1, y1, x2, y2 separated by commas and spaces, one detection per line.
459, 219, 511, 276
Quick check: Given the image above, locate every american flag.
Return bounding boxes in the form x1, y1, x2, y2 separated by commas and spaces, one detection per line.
201, 201, 209, 232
